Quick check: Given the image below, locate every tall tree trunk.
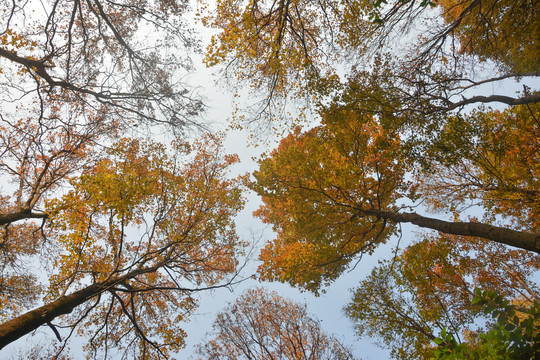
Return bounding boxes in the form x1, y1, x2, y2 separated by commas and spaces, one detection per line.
0, 208, 47, 226
0, 283, 106, 349
369, 210, 540, 254
0, 265, 159, 349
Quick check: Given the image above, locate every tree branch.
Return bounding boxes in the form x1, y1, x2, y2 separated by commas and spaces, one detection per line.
366, 210, 540, 254
0, 265, 160, 349
0, 208, 48, 226
442, 93, 540, 111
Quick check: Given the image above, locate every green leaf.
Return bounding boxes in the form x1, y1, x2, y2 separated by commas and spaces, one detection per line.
471, 295, 482, 305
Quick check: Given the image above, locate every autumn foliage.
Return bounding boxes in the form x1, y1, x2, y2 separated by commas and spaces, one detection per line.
0, 1, 242, 356
196, 288, 358, 360
0, 134, 246, 357
251, 104, 539, 292
0, 0, 539, 358
345, 234, 539, 359
252, 113, 407, 292
207, 0, 539, 353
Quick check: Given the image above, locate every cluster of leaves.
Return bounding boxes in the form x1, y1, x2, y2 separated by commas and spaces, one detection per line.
252, 113, 408, 292
436, 0, 540, 73
0, 95, 113, 324
433, 288, 540, 359
202, 0, 539, 132
250, 102, 539, 292
417, 104, 540, 232
201, 0, 343, 125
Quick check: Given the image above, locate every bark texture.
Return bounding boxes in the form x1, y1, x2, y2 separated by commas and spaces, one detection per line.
371, 210, 540, 254
0, 266, 159, 349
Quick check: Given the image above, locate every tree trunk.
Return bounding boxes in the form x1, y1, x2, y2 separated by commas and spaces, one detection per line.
0, 266, 158, 349
371, 210, 540, 254
0, 283, 106, 349
0, 208, 47, 226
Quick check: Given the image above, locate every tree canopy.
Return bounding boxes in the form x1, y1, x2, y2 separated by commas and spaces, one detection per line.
0, 134, 246, 357
196, 288, 358, 360
202, 0, 539, 129
344, 234, 539, 359
251, 105, 539, 292
0, 0, 203, 129
213, 0, 539, 355
0, 1, 250, 356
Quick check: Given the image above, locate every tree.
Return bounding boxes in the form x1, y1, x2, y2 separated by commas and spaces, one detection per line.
0, 134, 246, 358
0, 95, 113, 325
0, 2, 247, 356
416, 104, 540, 233
202, 0, 539, 129
251, 108, 539, 292
0, 0, 210, 259
350, 0, 539, 73
195, 287, 358, 360
415, 0, 539, 73
0, 0, 211, 325
0, 0, 203, 128
344, 234, 539, 359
